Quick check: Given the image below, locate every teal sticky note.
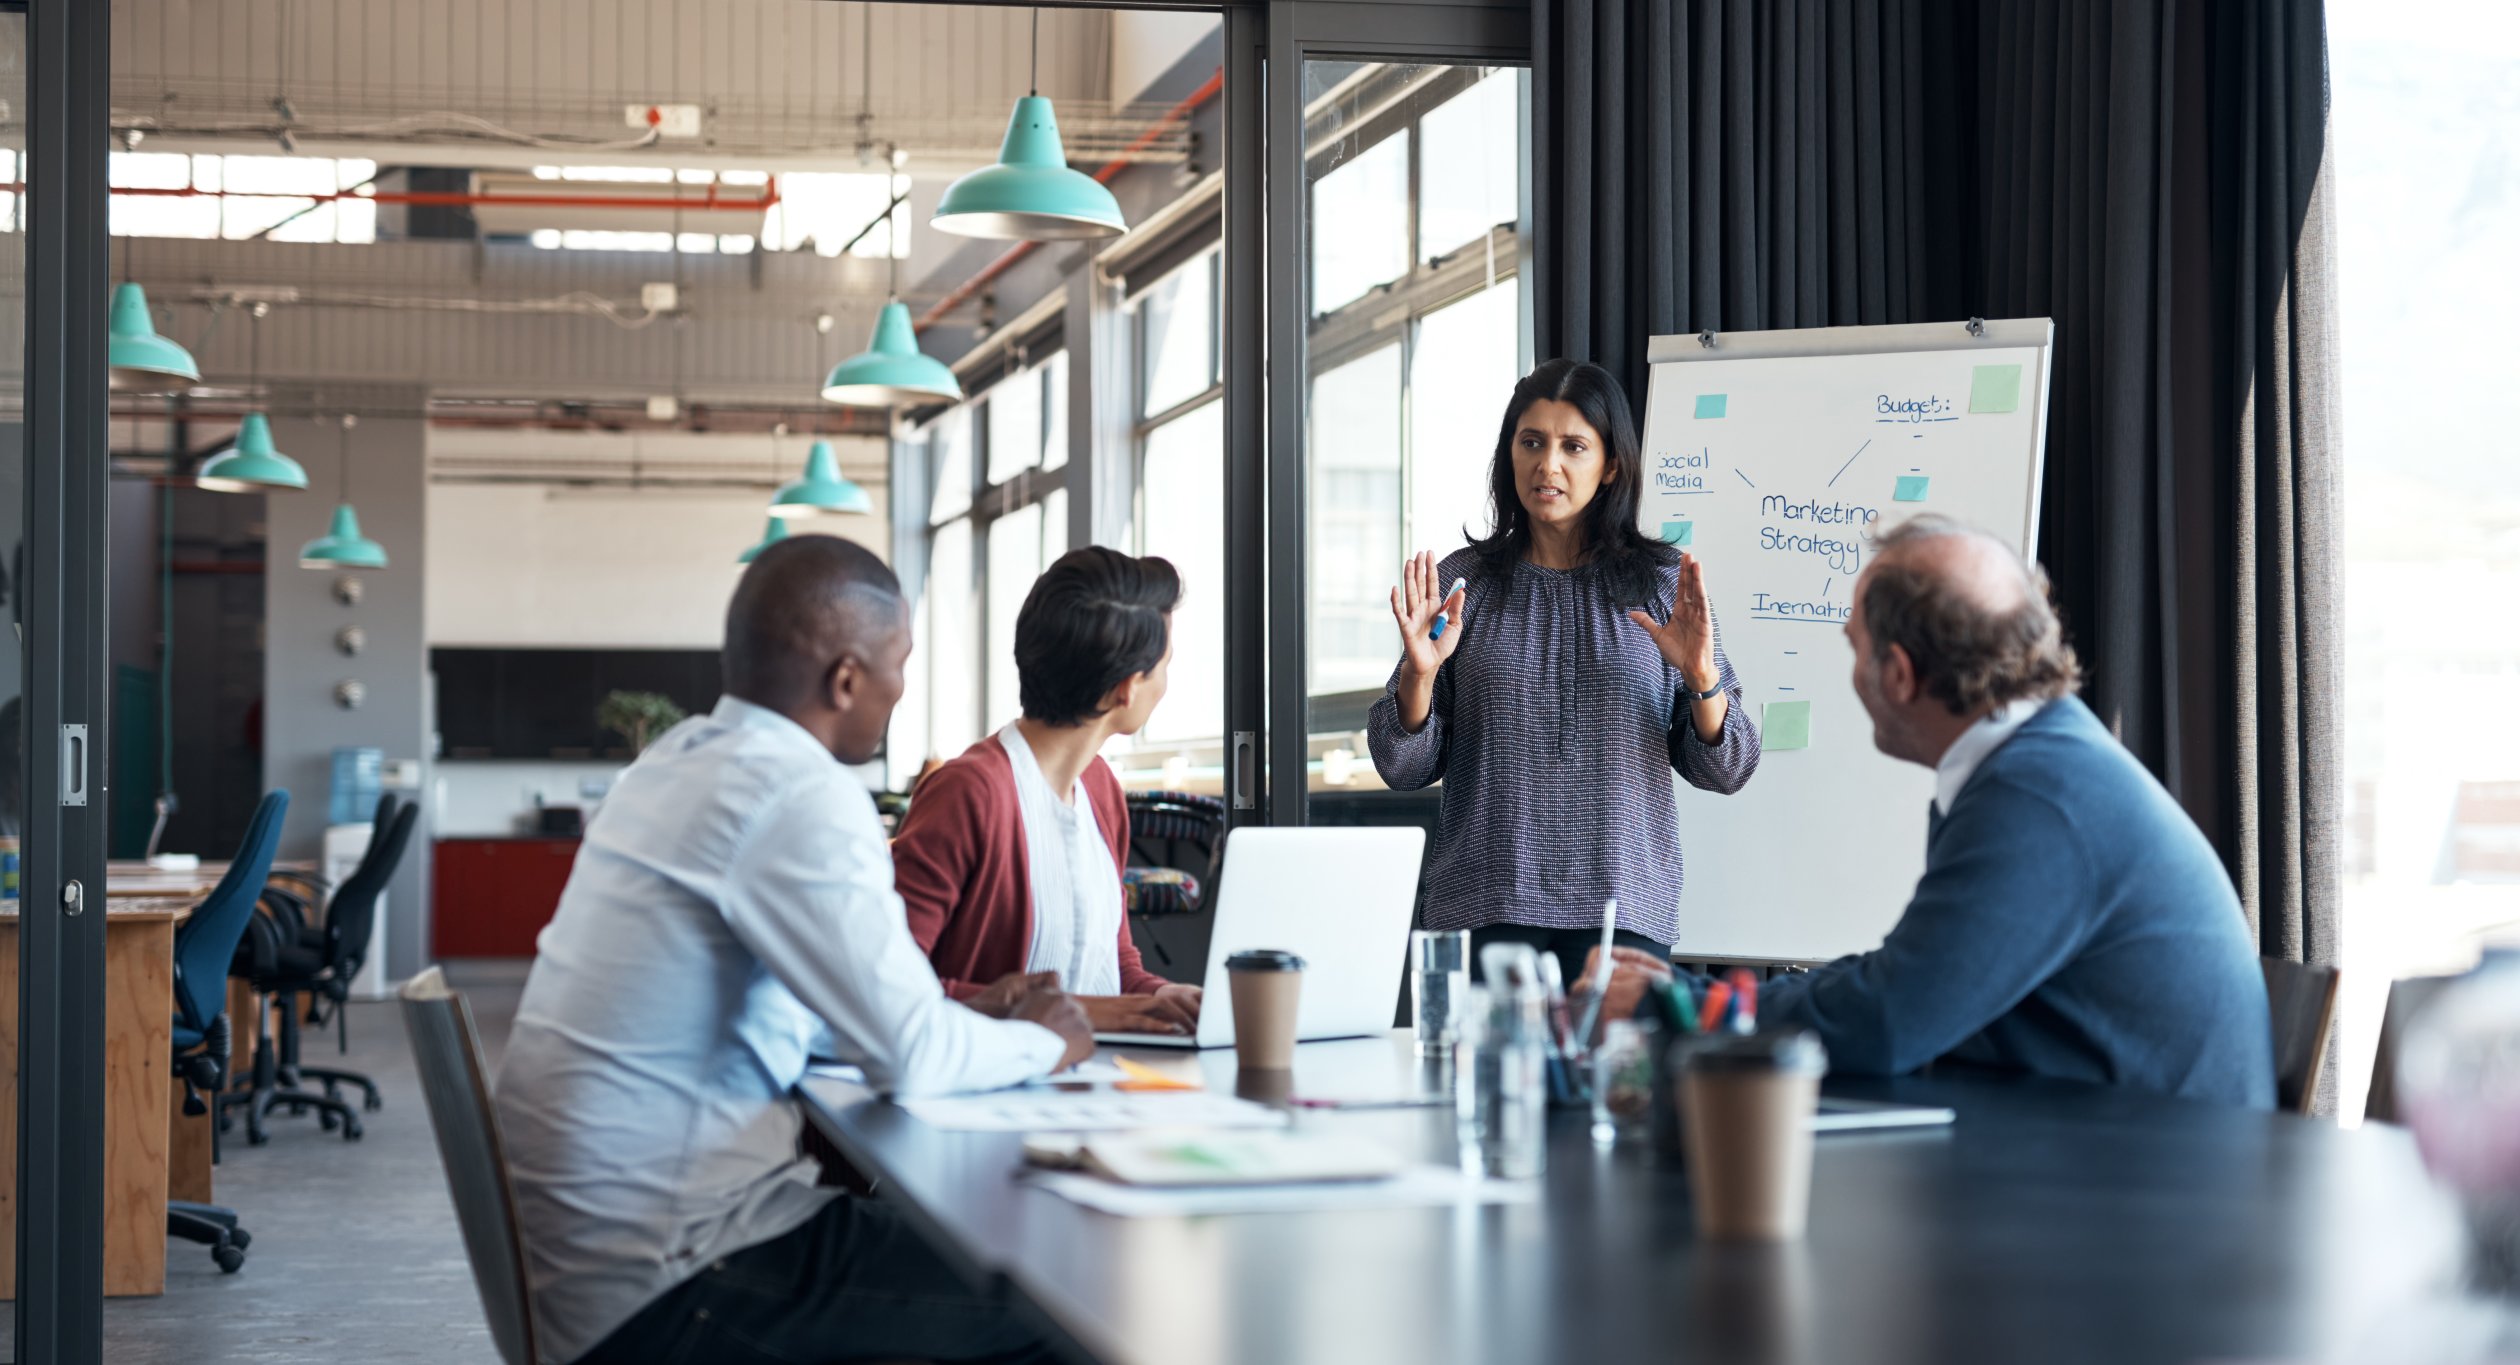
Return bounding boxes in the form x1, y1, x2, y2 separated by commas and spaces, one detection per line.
1969, 364, 2022, 414
1659, 519, 1694, 547
1894, 475, 1930, 502
1694, 393, 1727, 419
1762, 700, 1811, 751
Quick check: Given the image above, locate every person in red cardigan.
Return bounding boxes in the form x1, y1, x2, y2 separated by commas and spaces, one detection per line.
894, 547, 1204, 1037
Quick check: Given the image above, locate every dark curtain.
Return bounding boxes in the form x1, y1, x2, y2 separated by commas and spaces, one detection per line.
1533, 0, 2343, 1085
1529, 0, 1978, 400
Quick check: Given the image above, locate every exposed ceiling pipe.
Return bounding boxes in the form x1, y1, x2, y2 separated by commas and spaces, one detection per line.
30, 178, 781, 214
915, 68, 1224, 335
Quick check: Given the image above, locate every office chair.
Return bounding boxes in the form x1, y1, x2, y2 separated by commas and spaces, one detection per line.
1125, 790, 1226, 978
169, 787, 289, 1273
401, 967, 542, 1365
226, 794, 416, 1142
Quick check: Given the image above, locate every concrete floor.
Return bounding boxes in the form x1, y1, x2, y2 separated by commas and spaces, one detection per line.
5, 960, 528, 1365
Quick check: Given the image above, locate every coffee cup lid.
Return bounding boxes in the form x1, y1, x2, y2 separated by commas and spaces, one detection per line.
1226, 948, 1305, 972
1677, 1029, 1829, 1077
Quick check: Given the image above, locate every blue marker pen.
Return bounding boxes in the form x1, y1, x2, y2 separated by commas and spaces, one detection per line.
1429, 577, 1468, 640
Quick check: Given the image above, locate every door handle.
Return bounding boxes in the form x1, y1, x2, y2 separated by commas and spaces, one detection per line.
59, 723, 88, 807
1231, 730, 1257, 811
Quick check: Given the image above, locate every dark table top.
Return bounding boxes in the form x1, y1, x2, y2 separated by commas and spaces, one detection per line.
799, 1035, 2520, 1365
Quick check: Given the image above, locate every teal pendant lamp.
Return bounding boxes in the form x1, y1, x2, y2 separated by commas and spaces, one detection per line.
196, 413, 309, 493
770, 439, 875, 518
930, 12, 1126, 242
821, 301, 962, 407
738, 515, 790, 564
108, 282, 201, 394
197, 307, 308, 493
300, 415, 388, 569
300, 503, 388, 569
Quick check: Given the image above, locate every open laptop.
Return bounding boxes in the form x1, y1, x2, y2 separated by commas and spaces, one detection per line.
1096, 826, 1426, 1050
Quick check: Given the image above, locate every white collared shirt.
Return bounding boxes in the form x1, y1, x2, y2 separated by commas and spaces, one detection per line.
997, 722, 1125, 996
495, 696, 1064, 1364
1933, 697, 2052, 816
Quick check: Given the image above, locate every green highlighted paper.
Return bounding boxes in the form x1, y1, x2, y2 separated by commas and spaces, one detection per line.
1894, 475, 1931, 502
1694, 393, 1728, 419
1659, 520, 1694, 547
1969, 364, 2022, 414
1762, 700, 1811, 751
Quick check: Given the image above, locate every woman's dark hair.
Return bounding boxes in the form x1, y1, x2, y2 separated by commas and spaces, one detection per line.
1016, 546, 1182, 726
1463, 357, 1676, 605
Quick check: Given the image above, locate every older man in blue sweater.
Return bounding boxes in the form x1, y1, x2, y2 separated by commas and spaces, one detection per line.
1593, 516, 2274, 1107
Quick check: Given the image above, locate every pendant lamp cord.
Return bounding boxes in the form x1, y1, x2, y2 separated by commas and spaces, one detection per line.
159, 396, 174, 799
1030, 9, 1040, 97
339, 414, 354, 502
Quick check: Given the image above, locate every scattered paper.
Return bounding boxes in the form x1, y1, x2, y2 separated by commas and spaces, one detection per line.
1695, 393, 1729, 419
1893, 474, 1931, 502
1024, 1164, 1537, 1218
894, 1091, 1288, 1134
1762, 699, 1813, 751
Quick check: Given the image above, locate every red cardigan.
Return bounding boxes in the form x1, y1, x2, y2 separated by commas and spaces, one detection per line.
893, 736, 1167, 1001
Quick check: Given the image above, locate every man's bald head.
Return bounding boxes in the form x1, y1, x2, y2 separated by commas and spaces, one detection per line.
1857, 515, 2080, 717
724, 534, 907, 719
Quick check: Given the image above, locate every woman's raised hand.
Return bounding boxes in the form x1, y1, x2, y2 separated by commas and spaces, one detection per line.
1626, 550, 1720, 689
1390, 550, 1468, 680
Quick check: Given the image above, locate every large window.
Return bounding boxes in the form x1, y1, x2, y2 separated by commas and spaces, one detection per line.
1130, 250, 1227, 759
1301, 64, 1530, 797
2330, 0, 2520, 1118
903, 351, 1068, 773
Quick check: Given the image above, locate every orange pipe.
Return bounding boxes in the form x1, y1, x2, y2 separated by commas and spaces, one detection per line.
915, 68, 1224, 334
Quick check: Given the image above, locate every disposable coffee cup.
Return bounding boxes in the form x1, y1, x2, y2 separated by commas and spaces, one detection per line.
1678, 1030, 1828, 1240
1226, 949, 1305, 1070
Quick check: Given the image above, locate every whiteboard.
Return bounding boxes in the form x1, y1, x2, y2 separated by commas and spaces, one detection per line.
1634, 319, 2053, 962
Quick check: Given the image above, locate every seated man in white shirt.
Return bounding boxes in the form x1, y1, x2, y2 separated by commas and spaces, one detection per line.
495, 533, 1092, 1365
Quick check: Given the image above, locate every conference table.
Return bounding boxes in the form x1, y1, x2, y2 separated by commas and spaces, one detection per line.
799, 1034, 2520, 1365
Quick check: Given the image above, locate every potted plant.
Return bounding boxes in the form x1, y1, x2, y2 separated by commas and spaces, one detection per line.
597, 690, 686, 754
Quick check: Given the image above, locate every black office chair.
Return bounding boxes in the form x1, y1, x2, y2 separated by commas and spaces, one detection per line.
170, 787, 289, 1273
225, 795, 416, 1143
1124, 790, 1226, 979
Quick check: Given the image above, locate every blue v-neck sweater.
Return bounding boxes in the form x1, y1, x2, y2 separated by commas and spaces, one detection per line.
1762, 697, 2276, 1109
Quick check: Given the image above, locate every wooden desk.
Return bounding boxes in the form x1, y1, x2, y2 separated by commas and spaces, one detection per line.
0, 898, 192, 1298
800, 1035, 2520, 1365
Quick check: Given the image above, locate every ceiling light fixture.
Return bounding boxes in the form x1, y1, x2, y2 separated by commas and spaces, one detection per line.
930, 9, 1126, 242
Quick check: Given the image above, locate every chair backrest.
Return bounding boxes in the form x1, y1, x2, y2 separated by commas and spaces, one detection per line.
175, 788, 288, 1033
401, 967, 539, 1365
327, 800, 419, 972
2260, 956, 2341, 1115
2361, 972, 2463, 1125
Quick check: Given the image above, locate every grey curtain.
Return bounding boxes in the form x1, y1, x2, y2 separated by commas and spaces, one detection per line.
1532, 0, 2343, 1059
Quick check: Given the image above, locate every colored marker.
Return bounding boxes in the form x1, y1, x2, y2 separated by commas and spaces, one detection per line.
1429, 577, 1468, 639
1697, 981, 1733, 1036
1727, 969, 1759, 1034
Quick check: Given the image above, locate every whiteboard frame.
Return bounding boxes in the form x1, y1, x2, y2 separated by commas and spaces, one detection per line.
1639, 317, 2057, 964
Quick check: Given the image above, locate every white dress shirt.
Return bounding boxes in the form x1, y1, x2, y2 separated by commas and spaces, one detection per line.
1933, 696, 2052, 816
996, 722, 1125, 996
495, 696, 1064, 1364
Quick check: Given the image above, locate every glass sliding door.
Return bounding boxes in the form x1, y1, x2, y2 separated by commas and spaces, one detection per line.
1295, 61, 1531, 826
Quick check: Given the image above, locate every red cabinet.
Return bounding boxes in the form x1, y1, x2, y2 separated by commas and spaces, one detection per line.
433, 837, 583, 957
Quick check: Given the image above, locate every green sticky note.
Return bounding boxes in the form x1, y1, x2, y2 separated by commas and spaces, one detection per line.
1659, 519, 1694, 547
1762, 699, 1811, 751
1894, 475, 1930, 502
1969, 364, 2022, 414
1694, 393, 1727, 419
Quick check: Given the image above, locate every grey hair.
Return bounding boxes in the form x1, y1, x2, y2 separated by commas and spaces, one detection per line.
1860, 515, 2082, 715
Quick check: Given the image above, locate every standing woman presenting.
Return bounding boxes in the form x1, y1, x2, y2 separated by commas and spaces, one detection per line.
1367, 358, 1760, 984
